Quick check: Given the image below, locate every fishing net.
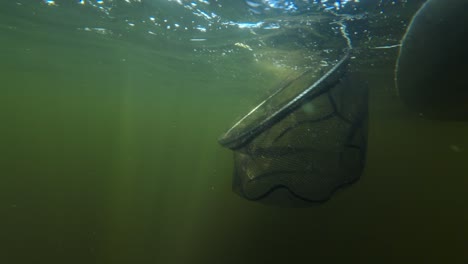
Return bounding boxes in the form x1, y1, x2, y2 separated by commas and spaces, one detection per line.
219, 51, 368, 206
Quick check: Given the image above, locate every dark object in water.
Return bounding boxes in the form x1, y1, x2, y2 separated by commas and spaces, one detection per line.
219, 51, 368, 207
396, 0, 468, 120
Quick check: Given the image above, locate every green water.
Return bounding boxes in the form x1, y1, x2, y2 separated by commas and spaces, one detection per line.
1, 1, 467, 263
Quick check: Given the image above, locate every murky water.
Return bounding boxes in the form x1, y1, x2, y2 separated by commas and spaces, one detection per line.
1, 1, 467, 263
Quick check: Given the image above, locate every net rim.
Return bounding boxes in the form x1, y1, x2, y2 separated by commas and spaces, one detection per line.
219, 49, 351, 150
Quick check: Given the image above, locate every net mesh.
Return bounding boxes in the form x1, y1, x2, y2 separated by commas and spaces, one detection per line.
229, 73, 368, 205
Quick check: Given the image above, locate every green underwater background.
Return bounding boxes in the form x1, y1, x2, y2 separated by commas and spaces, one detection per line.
0, 0, 467, 263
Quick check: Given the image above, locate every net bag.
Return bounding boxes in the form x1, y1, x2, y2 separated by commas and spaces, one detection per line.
219, 51, 368, 206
